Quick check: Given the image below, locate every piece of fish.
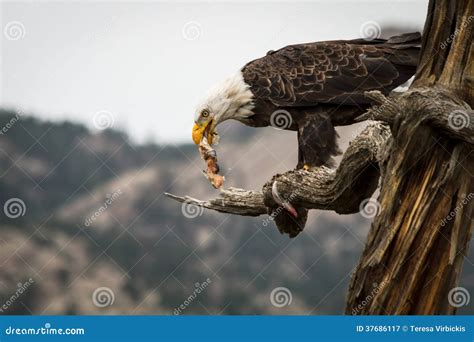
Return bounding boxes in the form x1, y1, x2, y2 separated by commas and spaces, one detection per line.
198, 135, 225, 189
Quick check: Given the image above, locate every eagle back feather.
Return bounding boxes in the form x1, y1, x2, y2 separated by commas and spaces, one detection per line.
241, 33, 421, 107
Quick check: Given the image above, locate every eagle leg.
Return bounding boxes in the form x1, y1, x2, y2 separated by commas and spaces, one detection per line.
296, 112, 340, 170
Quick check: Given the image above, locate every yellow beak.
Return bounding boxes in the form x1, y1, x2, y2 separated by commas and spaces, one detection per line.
192, 123, 205, 145
192, 121, 214, 145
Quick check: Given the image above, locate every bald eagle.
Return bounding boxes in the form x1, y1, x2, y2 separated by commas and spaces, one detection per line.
193, 32, 420, 172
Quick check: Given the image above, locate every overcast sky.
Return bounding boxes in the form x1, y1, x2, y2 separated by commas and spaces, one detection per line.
1, 0, 428, 143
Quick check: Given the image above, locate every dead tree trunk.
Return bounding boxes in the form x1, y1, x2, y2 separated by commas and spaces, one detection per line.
345, 0, 474, 314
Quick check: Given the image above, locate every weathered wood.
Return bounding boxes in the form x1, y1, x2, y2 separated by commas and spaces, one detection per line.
346, 93, 474, 314
165, 189, 266, 217
345, 0, 474, 314
413, 0, 474, 106
359, 90, 474, 145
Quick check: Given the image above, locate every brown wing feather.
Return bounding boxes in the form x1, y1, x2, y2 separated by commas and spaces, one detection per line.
242, 34, 420, 107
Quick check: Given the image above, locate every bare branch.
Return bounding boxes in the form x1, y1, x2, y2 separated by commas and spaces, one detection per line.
164, 188, 266, 216
358, 89, 474, 145
166, 122, 391, 217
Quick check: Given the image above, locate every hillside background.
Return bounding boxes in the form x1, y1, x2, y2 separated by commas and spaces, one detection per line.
1, 109, 473, 315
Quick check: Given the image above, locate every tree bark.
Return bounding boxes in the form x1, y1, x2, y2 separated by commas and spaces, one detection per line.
345, 0, 474, 314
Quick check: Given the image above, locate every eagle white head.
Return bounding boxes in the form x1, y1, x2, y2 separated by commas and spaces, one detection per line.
192, 72, 254, 145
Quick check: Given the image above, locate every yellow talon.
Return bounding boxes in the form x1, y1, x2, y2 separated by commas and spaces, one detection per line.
303, 164, 311, 171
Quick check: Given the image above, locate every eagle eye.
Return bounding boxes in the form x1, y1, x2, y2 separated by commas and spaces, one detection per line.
201, 109, 210, 118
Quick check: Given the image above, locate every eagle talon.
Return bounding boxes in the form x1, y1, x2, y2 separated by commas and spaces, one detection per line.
271, 181, 298, 218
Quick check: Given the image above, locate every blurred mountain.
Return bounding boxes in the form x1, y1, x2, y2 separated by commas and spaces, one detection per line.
0, 109, 473, 315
